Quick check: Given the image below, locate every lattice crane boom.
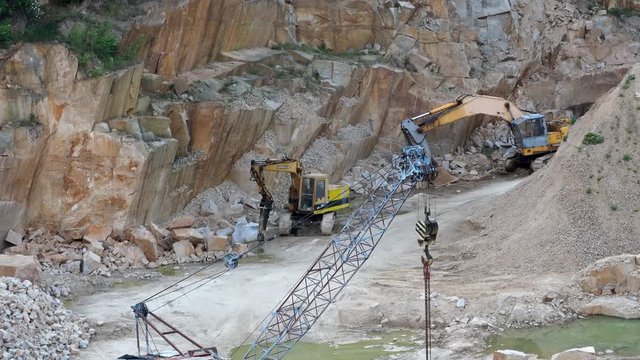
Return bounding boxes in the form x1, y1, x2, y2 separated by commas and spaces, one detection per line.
242, 145, 437, 360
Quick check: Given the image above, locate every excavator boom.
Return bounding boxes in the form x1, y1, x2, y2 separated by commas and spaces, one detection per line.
250, 159, 304, 241
401, 94, 569, 171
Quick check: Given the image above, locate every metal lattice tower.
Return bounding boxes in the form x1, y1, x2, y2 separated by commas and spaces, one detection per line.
242, 146, 436, 360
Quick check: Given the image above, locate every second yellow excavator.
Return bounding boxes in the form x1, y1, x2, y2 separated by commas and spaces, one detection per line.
250, 158, 350, 241
401, 94, 571, 171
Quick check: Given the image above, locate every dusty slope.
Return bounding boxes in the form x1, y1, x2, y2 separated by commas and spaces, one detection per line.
469, 64, 640, 274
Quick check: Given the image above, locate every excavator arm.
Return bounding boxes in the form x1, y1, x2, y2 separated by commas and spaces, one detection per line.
401, 94, 529, 147
250, 159, 304, 241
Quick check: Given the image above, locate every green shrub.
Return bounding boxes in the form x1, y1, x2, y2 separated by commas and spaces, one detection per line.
68, 21, 140, 76
607, 7, 637, 17
610, 204, 618, 211
623, 74, 636, 90
583, 132, 605, 145
0, 20, 10, 47
623, 154, 632, 162
586, 187, 593, 195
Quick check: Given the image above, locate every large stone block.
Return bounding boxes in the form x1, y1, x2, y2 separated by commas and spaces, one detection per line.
550, 347, 596, 360
125, 226, 159, 262
205, 235, 229, 252
172, 228, 206, 245
83, 224, 111, 243
0, 255, 40, 282
137, 116, 172, 138
173, 240, 195, 259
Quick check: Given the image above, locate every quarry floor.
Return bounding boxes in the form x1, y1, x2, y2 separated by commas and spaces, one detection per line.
69, 175, 576, 360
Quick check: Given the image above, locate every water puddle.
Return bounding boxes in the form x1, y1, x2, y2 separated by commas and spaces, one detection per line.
485, 316, 640, 357
231, 330, 421, 360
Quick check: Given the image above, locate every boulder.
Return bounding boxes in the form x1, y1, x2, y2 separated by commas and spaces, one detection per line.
4, 230, 23, 246
550, 347, 596, 360
194, 243, 205, 257
0, 255, 40, 282
137, 116, 172, 138
581, 296, 640, 319
493, 349, 538, 360
93, 122, 110, 133
200, 198, 220, 217
107, 117, 142, 138
82, 224, 111, 243
206, 235, 229, 252
141, 73, 171, 93
579, 254, 640, 295
166, 104, 191, 156
166, 216, 195, 230
172, 228, 206, 245
82, 251, 104, 275
149, 222, 172, 250
232, 222, 259, 243
173, 240, 195, 259
112, 242, 147, 265
227, 203, 244, 217
84, 241, 105, 257
216, 227, 234, 237
232, 243, 250, 254
125, 226, 159, 262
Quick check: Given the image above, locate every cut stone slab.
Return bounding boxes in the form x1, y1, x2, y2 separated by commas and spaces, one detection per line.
581, 296, 640, 319
550, 346, 596, 360
166, 216, 195, 230
82, 251, 104, 275
206, 235, 229, 252
108, 117, 142, 138
172, 228, 206, 245
137, 116, 172, 138
125, 226, 159, 262
173, 240, 195, 259
493, 349, 538, 360
83, 224, 111, 243
93, 122, 110, 133
0, 255, 40, 282
149, 222, 172, 250
84, 241, 105, 257
4, 230, 23, 246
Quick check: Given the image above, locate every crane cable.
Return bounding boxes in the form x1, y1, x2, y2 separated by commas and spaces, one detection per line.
416, 188, 436, 360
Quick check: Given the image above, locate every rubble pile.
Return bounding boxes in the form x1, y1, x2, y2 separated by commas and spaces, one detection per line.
0, 277, 91, 359
1, 182, 263, 277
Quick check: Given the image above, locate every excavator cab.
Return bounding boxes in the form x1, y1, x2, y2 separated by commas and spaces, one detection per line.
511, 114, 549, 155
299, 174, 326, 212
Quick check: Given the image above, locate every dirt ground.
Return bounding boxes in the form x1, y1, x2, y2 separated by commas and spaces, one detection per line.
70, 175, 579, 360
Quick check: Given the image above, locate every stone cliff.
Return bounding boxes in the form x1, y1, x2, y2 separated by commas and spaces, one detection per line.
1, 0, 639, 246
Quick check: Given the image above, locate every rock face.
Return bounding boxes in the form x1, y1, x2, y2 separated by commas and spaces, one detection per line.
0, 255, 40, 282
3, 0, 640, 251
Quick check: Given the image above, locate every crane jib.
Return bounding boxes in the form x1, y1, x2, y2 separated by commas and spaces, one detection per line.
241, 146, 437, 360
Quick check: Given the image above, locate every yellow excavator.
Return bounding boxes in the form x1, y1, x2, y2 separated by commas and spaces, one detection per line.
401, 94, 571, 171
250, 158, 350, 241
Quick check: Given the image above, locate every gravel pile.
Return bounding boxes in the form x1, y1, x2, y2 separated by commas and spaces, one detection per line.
469, 65, 640, 274
300, 137, 340, 173
0, 277, 91, 359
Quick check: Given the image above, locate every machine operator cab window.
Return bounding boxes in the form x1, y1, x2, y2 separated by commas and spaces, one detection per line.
512, 114, 549, 149
299, 174, 329, 212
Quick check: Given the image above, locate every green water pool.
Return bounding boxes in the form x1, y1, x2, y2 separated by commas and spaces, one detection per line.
485, 316, 640, 357
230, 330, 421, 360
